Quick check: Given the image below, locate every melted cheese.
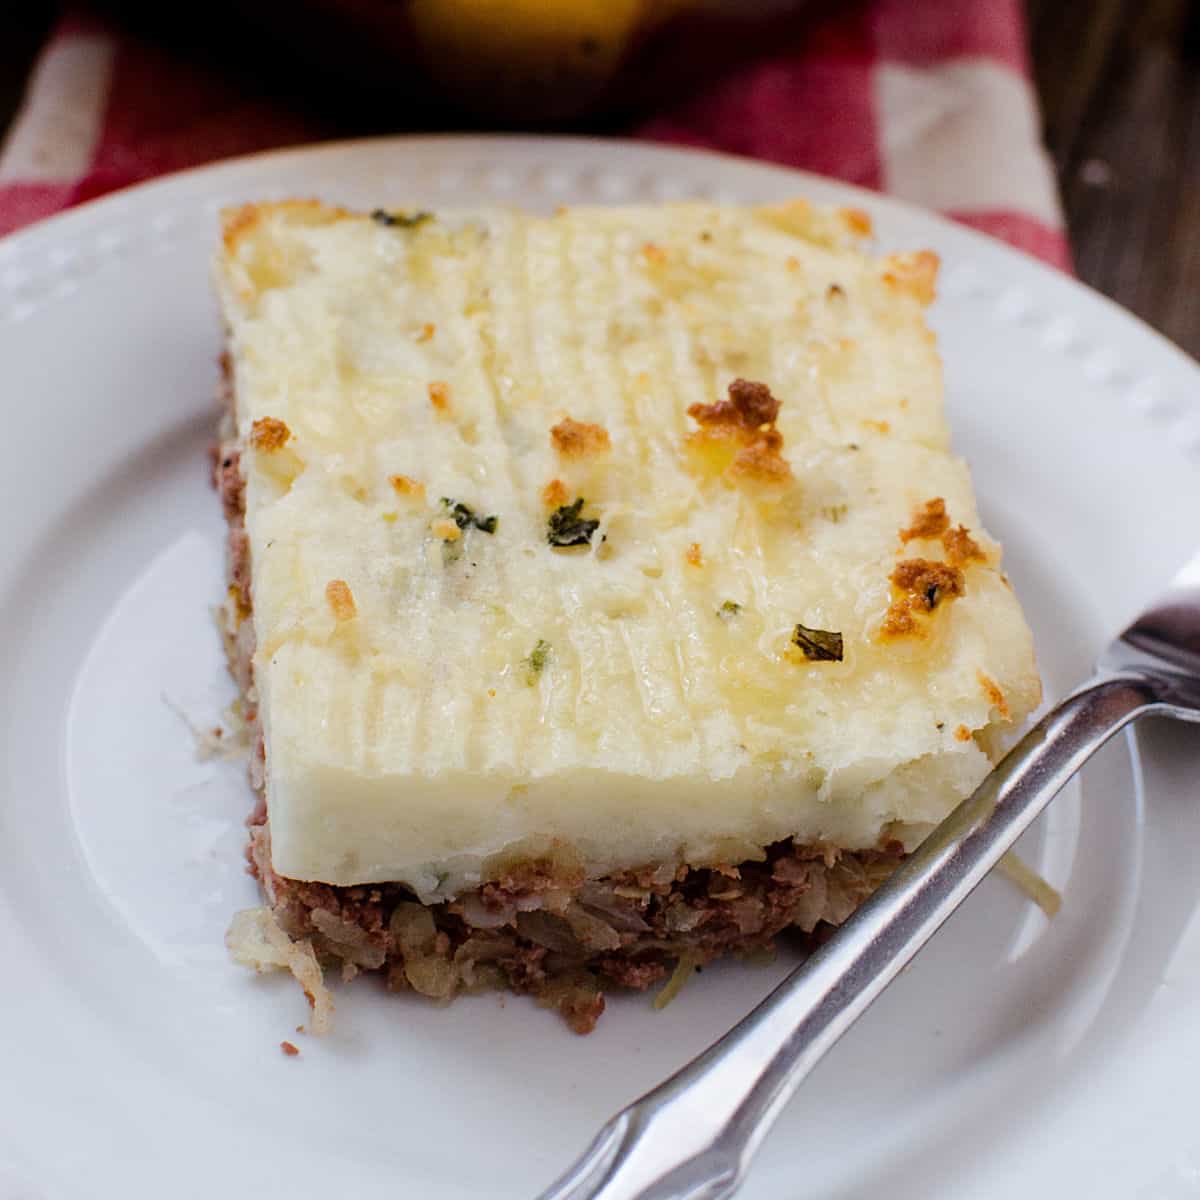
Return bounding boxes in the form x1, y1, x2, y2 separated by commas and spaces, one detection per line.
215, 200, 1040, 899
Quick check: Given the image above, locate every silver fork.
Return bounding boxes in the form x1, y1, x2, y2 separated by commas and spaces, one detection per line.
537, 550, 1200, 1200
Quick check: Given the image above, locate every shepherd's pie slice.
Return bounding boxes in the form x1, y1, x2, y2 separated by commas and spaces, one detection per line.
214, 199, 1040, 1033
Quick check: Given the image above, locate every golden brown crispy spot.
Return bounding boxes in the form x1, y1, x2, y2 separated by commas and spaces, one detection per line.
221, 199, 350, 253
891, 559, 965, 610
899, 501, 986, 568
416, 323, 436, 343
841, 207, 873, 237
431, 518, 461, 542
221, 204, 261, 251
641, 242, 667, 265
551, 417, 611, 459
881, 250, 940, 305
861, 418, 891, 435
786, 256, 801, 273
954, 724, 972, 742
977, 670, 1011, 720
879, 605, 919, 639
250, 417, 291, 452
689, 378, 782, 431
541, 478, 570, 509
880, 558, 966, 640
685, 379, 792, 486
883, 502, 989, 639
390, 475, 425, 499
428, 381, 450, 412
326, 579, 357, 622
900, 498, 950, 543
728, 429, 793, 484
943, 524, 986, 567
686, 542, 704, 567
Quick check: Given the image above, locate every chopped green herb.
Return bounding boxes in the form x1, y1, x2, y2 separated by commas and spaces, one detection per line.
371, 209, 433, 229
717, 600, 743, 620
791, 623, 844, 662
522, 639, 552, 686
820, 503, 848, 523
440, 497, 498, 535
547, 497, 601, 548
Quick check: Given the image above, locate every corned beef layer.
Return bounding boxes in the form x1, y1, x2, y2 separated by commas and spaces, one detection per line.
247, 820, 901, 1033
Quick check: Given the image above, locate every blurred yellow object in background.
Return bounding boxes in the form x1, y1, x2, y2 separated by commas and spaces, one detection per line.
408, 0, 697, 120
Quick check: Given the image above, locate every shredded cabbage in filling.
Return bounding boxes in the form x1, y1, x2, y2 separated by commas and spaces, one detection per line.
997, 852, 1062, 918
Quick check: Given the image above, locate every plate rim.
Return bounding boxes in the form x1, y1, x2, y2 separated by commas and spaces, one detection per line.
0, 131, 1197, 383
0, 131, 1197, 1200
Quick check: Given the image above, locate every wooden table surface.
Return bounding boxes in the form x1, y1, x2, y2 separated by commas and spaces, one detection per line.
1028, 0, 1199, 358
1, 3, 1196, 358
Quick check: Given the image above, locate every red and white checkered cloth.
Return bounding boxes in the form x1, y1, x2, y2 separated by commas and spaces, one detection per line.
0, 1, 1069, 270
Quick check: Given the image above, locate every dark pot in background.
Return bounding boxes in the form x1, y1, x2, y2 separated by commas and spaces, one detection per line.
91, 0, 816, 127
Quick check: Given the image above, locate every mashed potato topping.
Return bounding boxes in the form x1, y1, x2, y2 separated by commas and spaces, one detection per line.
215, 200, 1040, 903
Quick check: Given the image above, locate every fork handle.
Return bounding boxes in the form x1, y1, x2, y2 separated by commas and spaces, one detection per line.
539, 672, 1192, 1200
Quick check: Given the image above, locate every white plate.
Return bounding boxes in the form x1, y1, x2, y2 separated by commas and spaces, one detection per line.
2, 136, 1199, 1200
